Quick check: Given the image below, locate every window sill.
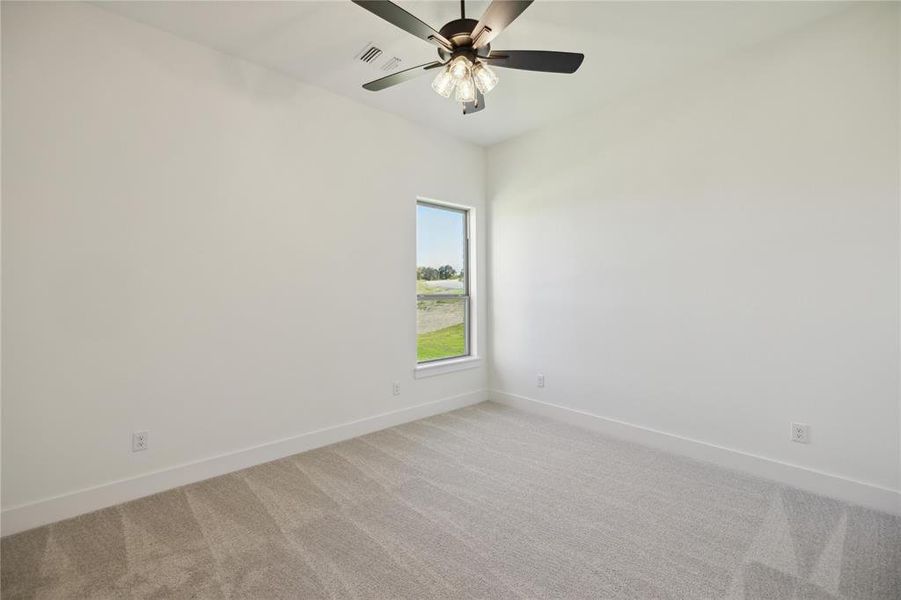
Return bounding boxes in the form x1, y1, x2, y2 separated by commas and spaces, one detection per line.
414, 356, 482, 379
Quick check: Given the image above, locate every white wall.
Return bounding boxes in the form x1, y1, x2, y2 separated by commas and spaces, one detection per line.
488, 4, 900, 499
1, 1, 486, 527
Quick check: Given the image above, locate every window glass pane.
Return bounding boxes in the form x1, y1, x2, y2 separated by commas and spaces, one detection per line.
416, 204, 466, 296
417, 298, 466, 362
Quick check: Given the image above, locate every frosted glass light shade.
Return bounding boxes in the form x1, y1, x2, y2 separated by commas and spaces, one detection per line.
455, 74, 476, 103
431, 67, 456, 98
472, 61, 498, 94
448, 56, 472, 81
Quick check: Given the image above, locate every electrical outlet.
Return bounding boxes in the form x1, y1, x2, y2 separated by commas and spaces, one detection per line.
392, 381, 400, 396
790, 422, 810, 444
537, 373, 545, 388
132, 431, 149, 452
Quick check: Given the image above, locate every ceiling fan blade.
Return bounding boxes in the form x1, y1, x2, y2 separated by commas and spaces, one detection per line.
352, 1, 451, 50
485, 50, 584, 74
463, 90, 485, 115
471, 0, 534, 49
363, 61, 443, 91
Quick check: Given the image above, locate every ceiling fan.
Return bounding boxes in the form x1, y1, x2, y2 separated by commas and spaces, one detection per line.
352, 0, 584, 114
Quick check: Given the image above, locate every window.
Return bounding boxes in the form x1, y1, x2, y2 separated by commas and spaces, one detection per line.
416, 201, 471, 364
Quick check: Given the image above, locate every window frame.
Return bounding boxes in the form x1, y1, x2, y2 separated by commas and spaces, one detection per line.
414, 198, 480, 376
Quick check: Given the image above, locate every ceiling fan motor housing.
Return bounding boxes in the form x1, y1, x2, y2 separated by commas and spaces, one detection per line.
437, 18, 490, 61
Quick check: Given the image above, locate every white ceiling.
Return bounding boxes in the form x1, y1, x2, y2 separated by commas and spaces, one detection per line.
98, 1, 850, 146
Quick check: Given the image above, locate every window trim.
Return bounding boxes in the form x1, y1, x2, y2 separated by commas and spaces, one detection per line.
414, 197, 480, 375
414, 355, 482, 379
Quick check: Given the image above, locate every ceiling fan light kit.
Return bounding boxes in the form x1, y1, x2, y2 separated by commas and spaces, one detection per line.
431, 67, 456, 98
454, 70, 477, 103
472, 61, 499, 94
448, 55, 472, 80
353, 0, 584, 115
431, 55, 498, 104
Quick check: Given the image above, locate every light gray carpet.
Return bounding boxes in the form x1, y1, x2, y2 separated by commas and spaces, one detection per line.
1, 402, 899, 599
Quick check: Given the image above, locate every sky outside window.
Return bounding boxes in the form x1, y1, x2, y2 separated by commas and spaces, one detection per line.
417, 203, 465, 272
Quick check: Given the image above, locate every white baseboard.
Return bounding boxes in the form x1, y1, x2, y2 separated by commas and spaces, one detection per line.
490, 390, 901, 516
1, 390, 487, 537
